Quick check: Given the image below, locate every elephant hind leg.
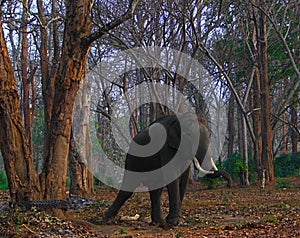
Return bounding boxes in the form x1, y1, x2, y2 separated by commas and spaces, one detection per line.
166, 180, 182, 225
149, 188, 164, 223
179, 167, 190, 202
104, 190, 133, 221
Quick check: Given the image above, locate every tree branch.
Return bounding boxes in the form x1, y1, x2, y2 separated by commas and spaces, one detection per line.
251, 1, 300, 115
198, 42, 257, 144
85, 0, 139, 45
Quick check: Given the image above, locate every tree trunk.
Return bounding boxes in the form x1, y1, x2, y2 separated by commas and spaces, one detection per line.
282, 80, 287, 153
250, 5, 263, 179
291, 94, 298, 153
37, 0, 58, 168
69, 130, 94, 196
259, 0, 274, 183
0, 21, 40, 201
252, 67, 263, 176
21, 0, 33, 150
69, 68, 93, 196
242, 113, 250, 186
40, 1, 93, 200
237, 108, 245, 185
228, 93, 235, 156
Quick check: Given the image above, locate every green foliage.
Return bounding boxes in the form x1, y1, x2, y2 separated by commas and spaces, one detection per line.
118, 227, 127, 234
0, 171, 8, 190
106, 175, 119, 186
175, 231, 184, 238
93, 174, 104, 186
200, 175, 220, 189
223, 151, 245, 178
276, 178, 290, 189
223, 151, 257, 183
66, 177, 71, 187
264, 215, 277, 224
32, 101, 45, 167
274, 153, 300, 178
220, 152, 300, 185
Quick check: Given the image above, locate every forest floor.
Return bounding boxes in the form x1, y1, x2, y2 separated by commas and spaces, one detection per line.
0, 177, 299, 237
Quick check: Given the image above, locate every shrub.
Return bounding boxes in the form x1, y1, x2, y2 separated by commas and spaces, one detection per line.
223, 151, 257, 183
274, 152, 300, 177
199, 175, 220, 189
276, 177, 290, 188
0, 171, 8, 190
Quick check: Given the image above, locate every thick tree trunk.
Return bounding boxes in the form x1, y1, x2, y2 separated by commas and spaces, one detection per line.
0, 22, 40, 201
40, 1, 93, 200
69, 69, 93, 196
69, 130, 93, 196
259, 0, 274, 183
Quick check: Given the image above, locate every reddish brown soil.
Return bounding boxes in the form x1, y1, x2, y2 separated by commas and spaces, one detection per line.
1, 177, 299, 237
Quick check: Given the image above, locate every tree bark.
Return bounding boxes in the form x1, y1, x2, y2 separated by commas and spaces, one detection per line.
281, 78, 287, 153
252, 67, 263, 175
0, 21, 40, 201
40, 0, 93, 200
258, 0, 274, 183
21, 0, 33, 150
291, 94, 298, 153
69, 68, 93, 196
37, 0, 58, 168
228, 93, 235, 156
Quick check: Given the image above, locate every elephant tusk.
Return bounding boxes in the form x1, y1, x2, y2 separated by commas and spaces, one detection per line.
211, 157, 218, 171
193, 157, 214, 174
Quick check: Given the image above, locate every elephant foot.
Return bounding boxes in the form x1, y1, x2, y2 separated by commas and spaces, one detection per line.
103, 209, 117, 223
151, 216, 165, 225
166, 216, 184, 226
158, 222, 173, 230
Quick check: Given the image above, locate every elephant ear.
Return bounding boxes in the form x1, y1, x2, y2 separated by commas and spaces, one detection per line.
167, 113, 198, 150
167, 117, 181, 150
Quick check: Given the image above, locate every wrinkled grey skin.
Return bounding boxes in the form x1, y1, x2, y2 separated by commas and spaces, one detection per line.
104, 113, 228, 225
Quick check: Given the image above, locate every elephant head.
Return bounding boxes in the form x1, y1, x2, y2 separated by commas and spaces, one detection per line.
151, 113, 232, 192
191, 115, 233, 188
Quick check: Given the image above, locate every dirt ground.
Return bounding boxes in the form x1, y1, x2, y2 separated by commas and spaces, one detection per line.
0, 177, 299, 237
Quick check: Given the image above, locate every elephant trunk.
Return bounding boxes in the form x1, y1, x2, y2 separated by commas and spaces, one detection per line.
205, 170, 233, 188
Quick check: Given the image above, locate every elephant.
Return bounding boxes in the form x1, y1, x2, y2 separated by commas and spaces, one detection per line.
104, 112, 231, 225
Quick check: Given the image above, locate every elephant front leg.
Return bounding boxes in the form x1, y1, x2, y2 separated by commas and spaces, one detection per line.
179, 167, 190, 202
166, 180, 182, 225
104, 190, 133, 222
149, 188, 164, 224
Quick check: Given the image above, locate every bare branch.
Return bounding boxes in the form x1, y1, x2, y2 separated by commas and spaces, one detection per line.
198, 42, 257, 144
86, 0, 139, 44
251, 1, 300, 115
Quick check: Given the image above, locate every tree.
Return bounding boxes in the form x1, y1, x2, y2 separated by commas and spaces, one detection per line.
0, 20, 40, 201
0, 0, 139, 204
257, 0, 274, 183
69, 68, 94, 196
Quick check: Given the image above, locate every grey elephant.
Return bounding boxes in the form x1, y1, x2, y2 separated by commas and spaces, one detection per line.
104, 112, 231, 225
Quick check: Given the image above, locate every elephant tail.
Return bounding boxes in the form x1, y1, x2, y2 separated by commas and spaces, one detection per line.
206, 170, 233, 188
